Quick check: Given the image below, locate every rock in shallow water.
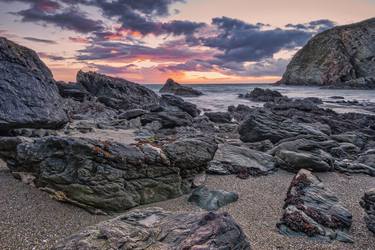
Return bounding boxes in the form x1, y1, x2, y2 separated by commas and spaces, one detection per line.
53, 207, 251, 250
188, 186, 239, 211
0, 37, 68, 131
239, 87, 284, 102
277, 169, 353, 243
360, 188, 375, 234
159, 78, 203, 96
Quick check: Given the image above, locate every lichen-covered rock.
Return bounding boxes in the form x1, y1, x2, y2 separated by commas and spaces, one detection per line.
77, 70, 160, 110
0, 37, 68, 131
159, 78, 203, 96
188, 187, 239, 211
53, 207, 251, 250
0, 136, 216, 214
208, 143, 276, 177
360, 188, 375, 233
277, 169, 353, 243
278, 18, 375, 89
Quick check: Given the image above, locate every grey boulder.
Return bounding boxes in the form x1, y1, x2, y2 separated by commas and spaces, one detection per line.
0, 136, 216, 214
0, 37, 68, 131
53, 207, 251, 250
77, 70, 159, 110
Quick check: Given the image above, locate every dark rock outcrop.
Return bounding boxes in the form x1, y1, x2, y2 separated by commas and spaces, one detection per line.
278, 18, 375, 89
77, 70, 160, 110
205, 112, 232, 123
53, 207, 251, 249
0, 37, 68, 131
0, 136, 216, 214
160, 94, 200, 117
56, 81, 90, 102
159, 78, 203, 96
239, 88, 284, 102
360, 188, 375, 233
239, 109, 329, 143
188, 187, 239, 211
208, 143, 276, 177
277, 169, 353, 243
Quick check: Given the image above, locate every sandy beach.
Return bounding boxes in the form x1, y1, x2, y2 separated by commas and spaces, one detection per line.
1, 159, 373, 250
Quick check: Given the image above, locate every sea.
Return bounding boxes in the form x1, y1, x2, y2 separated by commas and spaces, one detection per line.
145, 84, 375, 114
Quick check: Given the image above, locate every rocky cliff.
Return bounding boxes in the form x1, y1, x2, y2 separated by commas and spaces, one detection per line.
278, 18, 375, 89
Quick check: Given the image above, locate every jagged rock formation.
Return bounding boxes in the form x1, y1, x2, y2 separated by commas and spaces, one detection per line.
360, 188, 375, 233
278, 18, 375, 89
277, 169, 353, 243
160, 78, 203, 96
56, 81, 91, 102
77, 70, 160, 110
0, 136, 217, 214
53, 208, 251, 249
0, 37, 68, 132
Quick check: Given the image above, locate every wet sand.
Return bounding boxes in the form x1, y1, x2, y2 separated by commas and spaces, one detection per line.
1, 160, 374, 250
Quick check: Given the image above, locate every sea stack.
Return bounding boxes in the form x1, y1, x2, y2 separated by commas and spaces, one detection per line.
278, 18, 375, 89
160, 78, 203, 97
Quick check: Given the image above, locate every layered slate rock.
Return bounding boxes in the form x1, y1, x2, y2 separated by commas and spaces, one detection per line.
270, 138, 335, 172
188, 186, 239, 211
238, 109, 329, 143
77, 70, 160, 110
0, 136, 216, 214
278, 18, 375, 89
53, 207, 251, 249
0, 37, 68, 131
208, 143, 276, 177
239, 88, 284, 102
159, 78, 203, 96
360, 188, 375, 233
205, 112, 232, 123
163, 136, 218, 178
160, 94, 201, 117
277, 169, 353, 243
56, 81, 90, 102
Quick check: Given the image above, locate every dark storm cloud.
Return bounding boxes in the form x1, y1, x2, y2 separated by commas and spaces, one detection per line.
1, 0, 105, 33
201, 16, 312, 62
286, 19, 336, 32
16, 6, 105, 33
76, 41, 205, 62
23, 36, 57, 44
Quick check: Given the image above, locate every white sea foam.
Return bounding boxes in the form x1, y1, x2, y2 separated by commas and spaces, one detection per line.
146, 84, 375, 114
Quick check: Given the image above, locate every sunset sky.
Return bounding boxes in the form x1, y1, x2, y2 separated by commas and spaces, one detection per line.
1, 0, 375, 84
